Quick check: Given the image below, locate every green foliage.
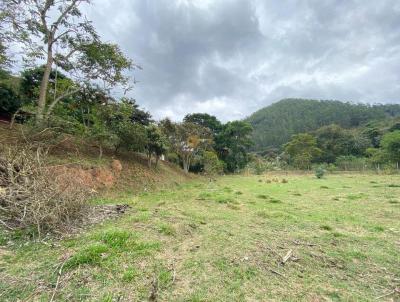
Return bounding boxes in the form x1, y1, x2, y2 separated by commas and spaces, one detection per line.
19, 66, 68, 102
99, 229, 132, 249
3, 0, 133, 123
160, 119, 212, 173
216, 121, 253, 172
78, 42, 132, 87
366, 148, 387, 167
246, 156, 270, 174
202, 151, 224, 175
145, 125, 167, 167
247, 99, 400, 151
158, 223, 176, 236
335, 156, 367, 171
66, 243, 109, 269
122, 268, 138, 282
315, 124, 370, 163
315, 166, 325, 179
0, 82, 20, 114
380, 131, 400, 163
184, 113, 222, 136
284, 133, 321, 169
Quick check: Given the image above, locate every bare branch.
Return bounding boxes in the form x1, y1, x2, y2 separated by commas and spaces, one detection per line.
46, 86, 81, 116
50, 0, 79, 35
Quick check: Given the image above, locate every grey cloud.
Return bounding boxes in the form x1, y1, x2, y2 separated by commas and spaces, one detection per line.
85, 0, 400, 121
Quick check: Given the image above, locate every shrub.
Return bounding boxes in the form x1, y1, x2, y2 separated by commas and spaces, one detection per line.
202, 151, 224, 175
0, 146, 90, 236
315, 166, 325, 179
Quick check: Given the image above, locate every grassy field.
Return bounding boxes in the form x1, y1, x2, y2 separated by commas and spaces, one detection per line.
1, 173, 399, 301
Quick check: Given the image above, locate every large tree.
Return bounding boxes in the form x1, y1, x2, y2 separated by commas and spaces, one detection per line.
2, 0, 132, 123
145, 125, 167, 168
315, 124, 370, 163
160, 119, 212, 173
215, 121, 253, 172
381, 130, 400, 165
284, 133, 322, 169
183, 113, 222, 136
0, 6, 12, 68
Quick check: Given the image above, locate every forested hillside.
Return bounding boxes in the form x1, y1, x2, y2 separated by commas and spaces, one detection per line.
246, 99, 400, 151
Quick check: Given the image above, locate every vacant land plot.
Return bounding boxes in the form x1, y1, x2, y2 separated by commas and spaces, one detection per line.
1, 174, 399, 301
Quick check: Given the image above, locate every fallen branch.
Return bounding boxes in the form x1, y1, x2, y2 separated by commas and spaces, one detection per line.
376, 287, 400, 300
0, 219, 14, 230
50, 260, 67, 302
292, 240, 316, 247
281, 249, 293, 264
270, 269, 286, 278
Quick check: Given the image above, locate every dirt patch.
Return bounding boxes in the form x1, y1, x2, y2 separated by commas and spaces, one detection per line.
86, 204, 131, 225
50, 160, 123, 190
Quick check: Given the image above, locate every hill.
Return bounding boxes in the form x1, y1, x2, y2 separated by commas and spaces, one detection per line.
0, 124, 194, 194
245, 99, 400, 151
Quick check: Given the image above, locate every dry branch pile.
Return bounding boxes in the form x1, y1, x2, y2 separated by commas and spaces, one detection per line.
0, 146, 90, 236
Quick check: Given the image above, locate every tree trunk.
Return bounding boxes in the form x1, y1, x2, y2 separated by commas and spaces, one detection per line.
36, 39, 54, 124
99, 145, 103, 159
155, 156, 159, 168
183, 159, 189, 173
147, 153, 152, 168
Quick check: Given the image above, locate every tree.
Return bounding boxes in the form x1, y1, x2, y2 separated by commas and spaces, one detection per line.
0, 82, 21, 115
315, 124, 350, 163
0, 6, 13, 68
202, 151, 224, 175
284, 133, 322, 169
366, 148, 387, 169
381, 131, 400, 165
145, 125, 167, 168
315, 124, 370, 163
3, 0, 132, 123
183, 113, 222, 136
215, 121, 253, 172
98, 99, 147, 154
87, 106, 118, 159
161, 120, 211, 173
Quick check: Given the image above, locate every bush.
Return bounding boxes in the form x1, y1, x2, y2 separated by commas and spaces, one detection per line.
315, 166, 325, 179
0, 83, 21, 115
0, 146, 90, 236
202, 151, 224, 175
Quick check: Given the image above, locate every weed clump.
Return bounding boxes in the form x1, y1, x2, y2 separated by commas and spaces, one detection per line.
65, 243, 108, 269
122, 267, 138, 282
99, 229, 132, 249
269, 198, 282, 204
320, 225, 333, 231
315, 166, 325, 179
158, 223, 176, 236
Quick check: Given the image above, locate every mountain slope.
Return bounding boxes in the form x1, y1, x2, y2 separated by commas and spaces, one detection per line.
246, 98, 400, 151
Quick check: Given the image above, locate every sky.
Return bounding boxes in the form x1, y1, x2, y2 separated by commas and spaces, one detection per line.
82, 0, 400, 122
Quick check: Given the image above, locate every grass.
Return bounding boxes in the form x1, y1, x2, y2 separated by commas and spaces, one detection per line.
0, 173, 400, 301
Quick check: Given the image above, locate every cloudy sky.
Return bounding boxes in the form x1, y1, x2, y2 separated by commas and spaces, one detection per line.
84, 0, 400, 121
